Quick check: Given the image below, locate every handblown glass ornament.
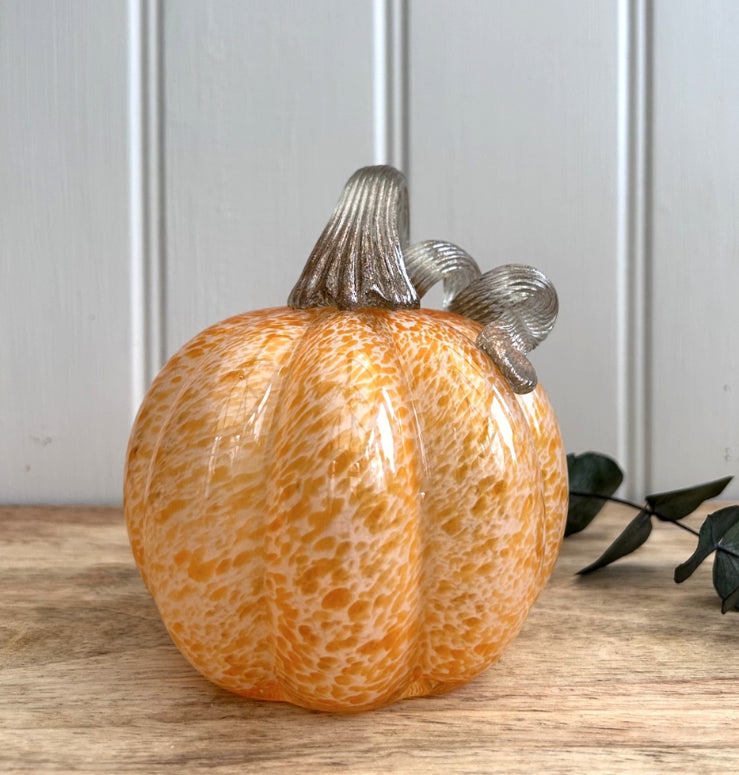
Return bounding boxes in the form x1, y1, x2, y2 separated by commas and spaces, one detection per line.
124, 165, 568, 712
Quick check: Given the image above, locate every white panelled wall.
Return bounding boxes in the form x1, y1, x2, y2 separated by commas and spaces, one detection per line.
2, 0, 738, 504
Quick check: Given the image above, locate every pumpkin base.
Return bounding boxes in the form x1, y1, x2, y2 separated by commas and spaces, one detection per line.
209, 671, 476, 714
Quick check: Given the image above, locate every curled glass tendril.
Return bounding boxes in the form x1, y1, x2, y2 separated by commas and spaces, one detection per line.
290, 165, 558, 394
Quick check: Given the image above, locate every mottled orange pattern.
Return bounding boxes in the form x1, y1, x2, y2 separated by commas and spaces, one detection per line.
124, 306, 568, 712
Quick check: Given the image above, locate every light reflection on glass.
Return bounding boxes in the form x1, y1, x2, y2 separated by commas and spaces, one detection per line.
375, 394, 397, 473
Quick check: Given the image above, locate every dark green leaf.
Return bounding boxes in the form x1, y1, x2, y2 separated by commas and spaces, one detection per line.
712, 519, 739, 612
721, 584, 739, 614
578, 509, 652, 575
645, 476, 733, 522
674, 506, 739, 583
566, 452, 624, 536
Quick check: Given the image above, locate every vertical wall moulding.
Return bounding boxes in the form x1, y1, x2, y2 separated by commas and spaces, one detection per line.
617, 0, 653, 497
128, 0, 166, 417
373, 0, 409, 173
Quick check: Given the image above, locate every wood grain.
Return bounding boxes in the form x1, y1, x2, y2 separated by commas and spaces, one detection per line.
3, 504, 739, 773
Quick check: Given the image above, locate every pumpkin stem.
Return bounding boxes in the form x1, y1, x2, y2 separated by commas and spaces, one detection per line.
288, 165, 420, 311
404, 240, 482, 309
405, 241, 559, 395
450, 264, 559, 394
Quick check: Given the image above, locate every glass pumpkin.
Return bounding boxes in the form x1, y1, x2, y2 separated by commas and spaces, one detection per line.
124, 166, 568, 712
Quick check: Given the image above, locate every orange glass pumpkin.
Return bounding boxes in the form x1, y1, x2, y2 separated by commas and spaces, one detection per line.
124, 166, 568, 712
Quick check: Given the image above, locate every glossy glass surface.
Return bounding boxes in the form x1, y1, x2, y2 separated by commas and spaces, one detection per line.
124, 307, 568, 712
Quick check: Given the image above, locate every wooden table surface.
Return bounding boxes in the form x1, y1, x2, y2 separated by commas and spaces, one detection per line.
3, 504, 739, 774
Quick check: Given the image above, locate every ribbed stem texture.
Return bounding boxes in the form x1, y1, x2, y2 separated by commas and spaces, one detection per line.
288, 166, 419, 311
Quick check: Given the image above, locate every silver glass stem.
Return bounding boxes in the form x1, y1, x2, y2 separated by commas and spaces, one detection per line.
288, 165, 420, 311
288, 164, 558, 394
408, 249, 558, 393
448, 263, 558, 393
404, 240, 482, 309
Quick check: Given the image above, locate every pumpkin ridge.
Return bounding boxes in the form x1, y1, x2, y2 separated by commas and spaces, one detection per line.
366, 309, 432, 693
126, 330, 231, 581
265, 308, 439, 708
136, 313, 299, 572
381, 309, 550, 687
433, 311, 568, 596
258, 306, 335, 697
131, 309, 314, 696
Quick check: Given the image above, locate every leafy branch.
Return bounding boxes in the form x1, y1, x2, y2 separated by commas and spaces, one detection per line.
566, 452, 739, 613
